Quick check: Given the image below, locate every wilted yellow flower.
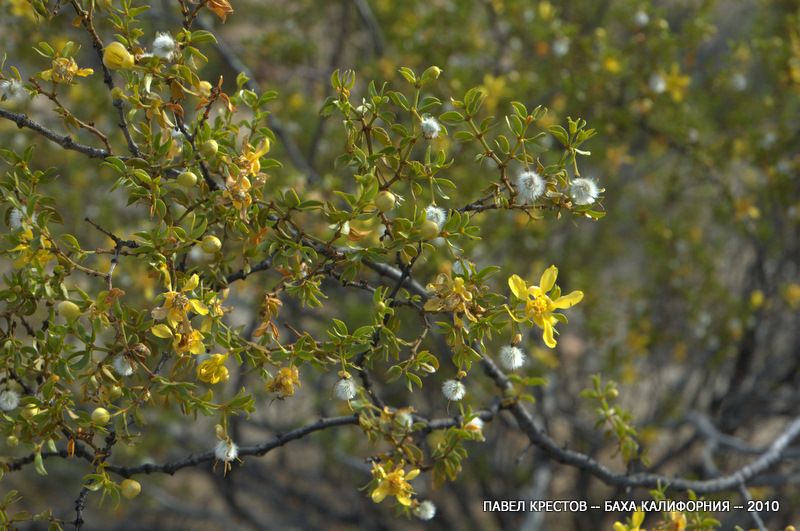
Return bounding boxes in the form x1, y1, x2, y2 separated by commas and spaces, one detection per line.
197, 354, 230, 384
151, 274, 208, 328
224, 175, 252, 220
266, 366, 300, 398
508, 266, 583, 348
102, 42, 135, 70
424, 273, 485, 322
667, 511, 686, 531
207, 0, 233, 21
370, 463, 419, 506
237, 138, 270, 177
40, 57, 93, 84
172, 328, 205, 355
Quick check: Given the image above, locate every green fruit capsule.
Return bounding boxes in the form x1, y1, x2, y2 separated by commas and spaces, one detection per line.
177, 171, 198, 188
419, 220, 440, 240
374, 191, 396, 213
200, 139, 218, 158
120, 479, 141, 499
91, 407, 111, 426
201, 235, 222, 254
58, 300, 81, 322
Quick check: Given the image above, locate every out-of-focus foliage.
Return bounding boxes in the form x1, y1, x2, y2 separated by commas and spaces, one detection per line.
1, 0, 799, 530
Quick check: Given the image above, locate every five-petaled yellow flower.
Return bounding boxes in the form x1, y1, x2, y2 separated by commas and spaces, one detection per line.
197, 354, 230, 384
508, 265, 583, 348
664, 63, 690, 103
151, 274, 209, 329
370, 463, 419, 506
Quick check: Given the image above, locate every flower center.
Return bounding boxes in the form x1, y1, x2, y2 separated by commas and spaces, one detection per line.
530, 297, 550, 317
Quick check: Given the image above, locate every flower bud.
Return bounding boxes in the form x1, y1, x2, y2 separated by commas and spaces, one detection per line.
103, 42, 135, 70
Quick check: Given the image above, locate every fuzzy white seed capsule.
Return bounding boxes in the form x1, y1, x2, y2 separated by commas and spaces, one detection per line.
570, 178, 600, 205
516, 171, 546, 203
649, 73, 666, 94
0, 79, 26, 102
113, 356, 134, 377
420, 117, 441, 139
215, 440, 238, 462
415, 500, 437, 520
152, 32, 177, 61
499, 345, 526, 371
0, 389, 20, 411
442, 379, 466, 401
8, 208, 23, 230
552, 37, 570, 57
333, 378, 357, 401
634, 10, 650, 26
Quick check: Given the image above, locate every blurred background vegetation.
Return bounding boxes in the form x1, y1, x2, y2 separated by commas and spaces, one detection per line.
2, 0, 800, 529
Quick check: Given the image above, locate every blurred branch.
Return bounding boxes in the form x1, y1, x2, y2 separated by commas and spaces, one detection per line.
352, 0, 384, 57
481, 352, 800, 494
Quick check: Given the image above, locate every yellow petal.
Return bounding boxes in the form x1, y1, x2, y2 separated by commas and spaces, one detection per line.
539, 265, 558, 292
397, 493, 412, 506
184, 274, 200, 291
151, 324, 173, 338
632, 510, 645, 527
77, 68, 94, 77
542, 320, 556, 348
508, 275, 528, 300
405, 469, 420, 481
371, 487, 388, 503
553, 290, 583, 309
189, 299, 208, 315
528, 285, 543, 297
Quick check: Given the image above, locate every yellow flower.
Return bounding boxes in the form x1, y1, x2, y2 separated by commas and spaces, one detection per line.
197, 354, 230, 384
237, 138, 270, 177
9, 227, 54, 269
508, 266, 583, 348
40, 57, 93, 84
664, 63, 690, 102
613, 509, 646, 531
151, 274, 208, 328
370, 463, 419, 506
172, 328, 205, 355
10, 0, 36, 20
102, 42, 135, 70
667, 511, 686, 531
266, 366, 300, 398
